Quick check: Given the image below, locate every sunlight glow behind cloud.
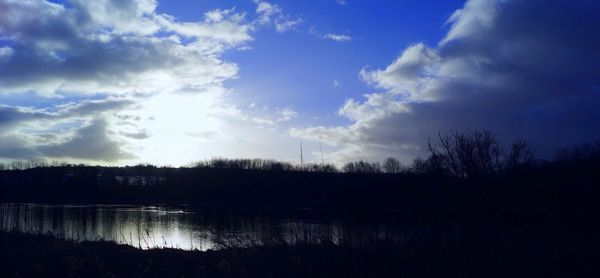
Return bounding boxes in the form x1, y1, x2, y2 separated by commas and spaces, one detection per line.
0, 0, 304, 165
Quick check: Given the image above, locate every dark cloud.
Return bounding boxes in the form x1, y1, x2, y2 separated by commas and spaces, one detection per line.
56, 98, 137, 116
39, 118, 135, 161
0, 105, 51, 128
0, 134, 40, 160
120, 130, 151, 140
0, 98, 137, 161
0, 118, 134, 162
293, 0, 600, 163
0, 98, 134, 128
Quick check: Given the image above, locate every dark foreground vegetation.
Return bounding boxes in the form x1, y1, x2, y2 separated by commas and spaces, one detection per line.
2, 223, 599, 278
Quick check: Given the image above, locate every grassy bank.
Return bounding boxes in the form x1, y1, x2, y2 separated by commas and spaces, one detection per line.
1, 228, 599, 278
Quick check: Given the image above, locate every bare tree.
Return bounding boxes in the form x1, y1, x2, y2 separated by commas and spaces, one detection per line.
410, 157, 428, 174
505, 140, 536, 170
556, 142, 600, 162
342, 161, 382, 174
383, 157, 402, 174
427, 130, 535, 178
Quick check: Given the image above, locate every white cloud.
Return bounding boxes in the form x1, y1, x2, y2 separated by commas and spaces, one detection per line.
277, 107, 298, 122
238, 106, 298, 127
0, 0, 253, 97
360, 43, 440, 101
254, 0, 281, 24
323, 33, 352, 42
0, 47, 13, 61
309, 27, 352, 42
253, 0, 302, 33
274, 18, 303, 33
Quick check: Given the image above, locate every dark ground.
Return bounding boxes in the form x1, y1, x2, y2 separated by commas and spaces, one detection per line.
1, 225, 599, 278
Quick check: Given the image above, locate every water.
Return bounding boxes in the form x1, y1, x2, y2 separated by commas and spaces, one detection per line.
0, 203, 405, 250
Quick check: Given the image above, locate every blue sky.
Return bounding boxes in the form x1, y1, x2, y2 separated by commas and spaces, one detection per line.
1, 0, 599, 166
222, 0, 464, 119
154, 0, 465, 120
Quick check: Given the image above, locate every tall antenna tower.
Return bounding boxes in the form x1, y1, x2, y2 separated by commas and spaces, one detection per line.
319, 143, 324, 165
300, 140, 304, 165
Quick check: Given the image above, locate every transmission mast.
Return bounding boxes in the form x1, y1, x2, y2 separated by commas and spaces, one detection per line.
300, 141, 304, 165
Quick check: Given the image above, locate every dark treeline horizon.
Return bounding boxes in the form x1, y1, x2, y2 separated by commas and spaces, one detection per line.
0, 130, 598, 176
0, 130, 599, 217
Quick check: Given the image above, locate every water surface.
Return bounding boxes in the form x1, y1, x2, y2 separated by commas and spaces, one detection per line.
0, 203, 404, 250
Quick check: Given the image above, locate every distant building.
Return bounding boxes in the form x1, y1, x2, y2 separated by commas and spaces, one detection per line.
114, 176, 167, 186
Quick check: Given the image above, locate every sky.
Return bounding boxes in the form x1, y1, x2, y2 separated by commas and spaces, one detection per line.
0, 0, 599, 166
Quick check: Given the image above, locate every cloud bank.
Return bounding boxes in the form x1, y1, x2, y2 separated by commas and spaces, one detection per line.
0, 0, 296, 164
292, 0, 600, 163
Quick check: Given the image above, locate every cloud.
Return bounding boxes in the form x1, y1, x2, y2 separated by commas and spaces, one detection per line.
0, 0, 319, 165
0, 97, 137, 162
55, 98, 137, 116
0, 117, 134, 162
0, 0, 285, 164
323, 33, 352, 42
253, 0, 302, 33
39, 118, 136, 161
277, 107, 298, 122
336, 0, 347, 5
0, 105, 52, 131
359, 43, 440, 101
254, 0, 281, 24
0, 98, 135, 130
120, 129, 151, 140
243, 106, 298, 127
0, 47, 13, 61
0, 0, 251, 97
309, 27, 352, 42
292, 0, 600, 164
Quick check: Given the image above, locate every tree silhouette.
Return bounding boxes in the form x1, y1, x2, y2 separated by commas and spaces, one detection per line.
342, 160, 382, 174
427, 130, 536, 178
383, 157, 403, 174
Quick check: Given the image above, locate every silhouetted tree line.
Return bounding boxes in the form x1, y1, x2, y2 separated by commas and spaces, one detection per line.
423, 130, 536, 178
189, 158, 338, 173
0, 130, 547, 177
0, 130, 599, 217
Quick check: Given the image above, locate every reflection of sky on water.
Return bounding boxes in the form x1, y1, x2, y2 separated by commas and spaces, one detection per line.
1, 204, 226, 250
1, 203, 406, 250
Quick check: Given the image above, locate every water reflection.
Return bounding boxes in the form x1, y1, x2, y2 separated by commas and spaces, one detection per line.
0, 203, 404, 250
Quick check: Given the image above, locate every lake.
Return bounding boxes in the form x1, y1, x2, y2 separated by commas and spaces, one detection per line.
0, 203, 407, 250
